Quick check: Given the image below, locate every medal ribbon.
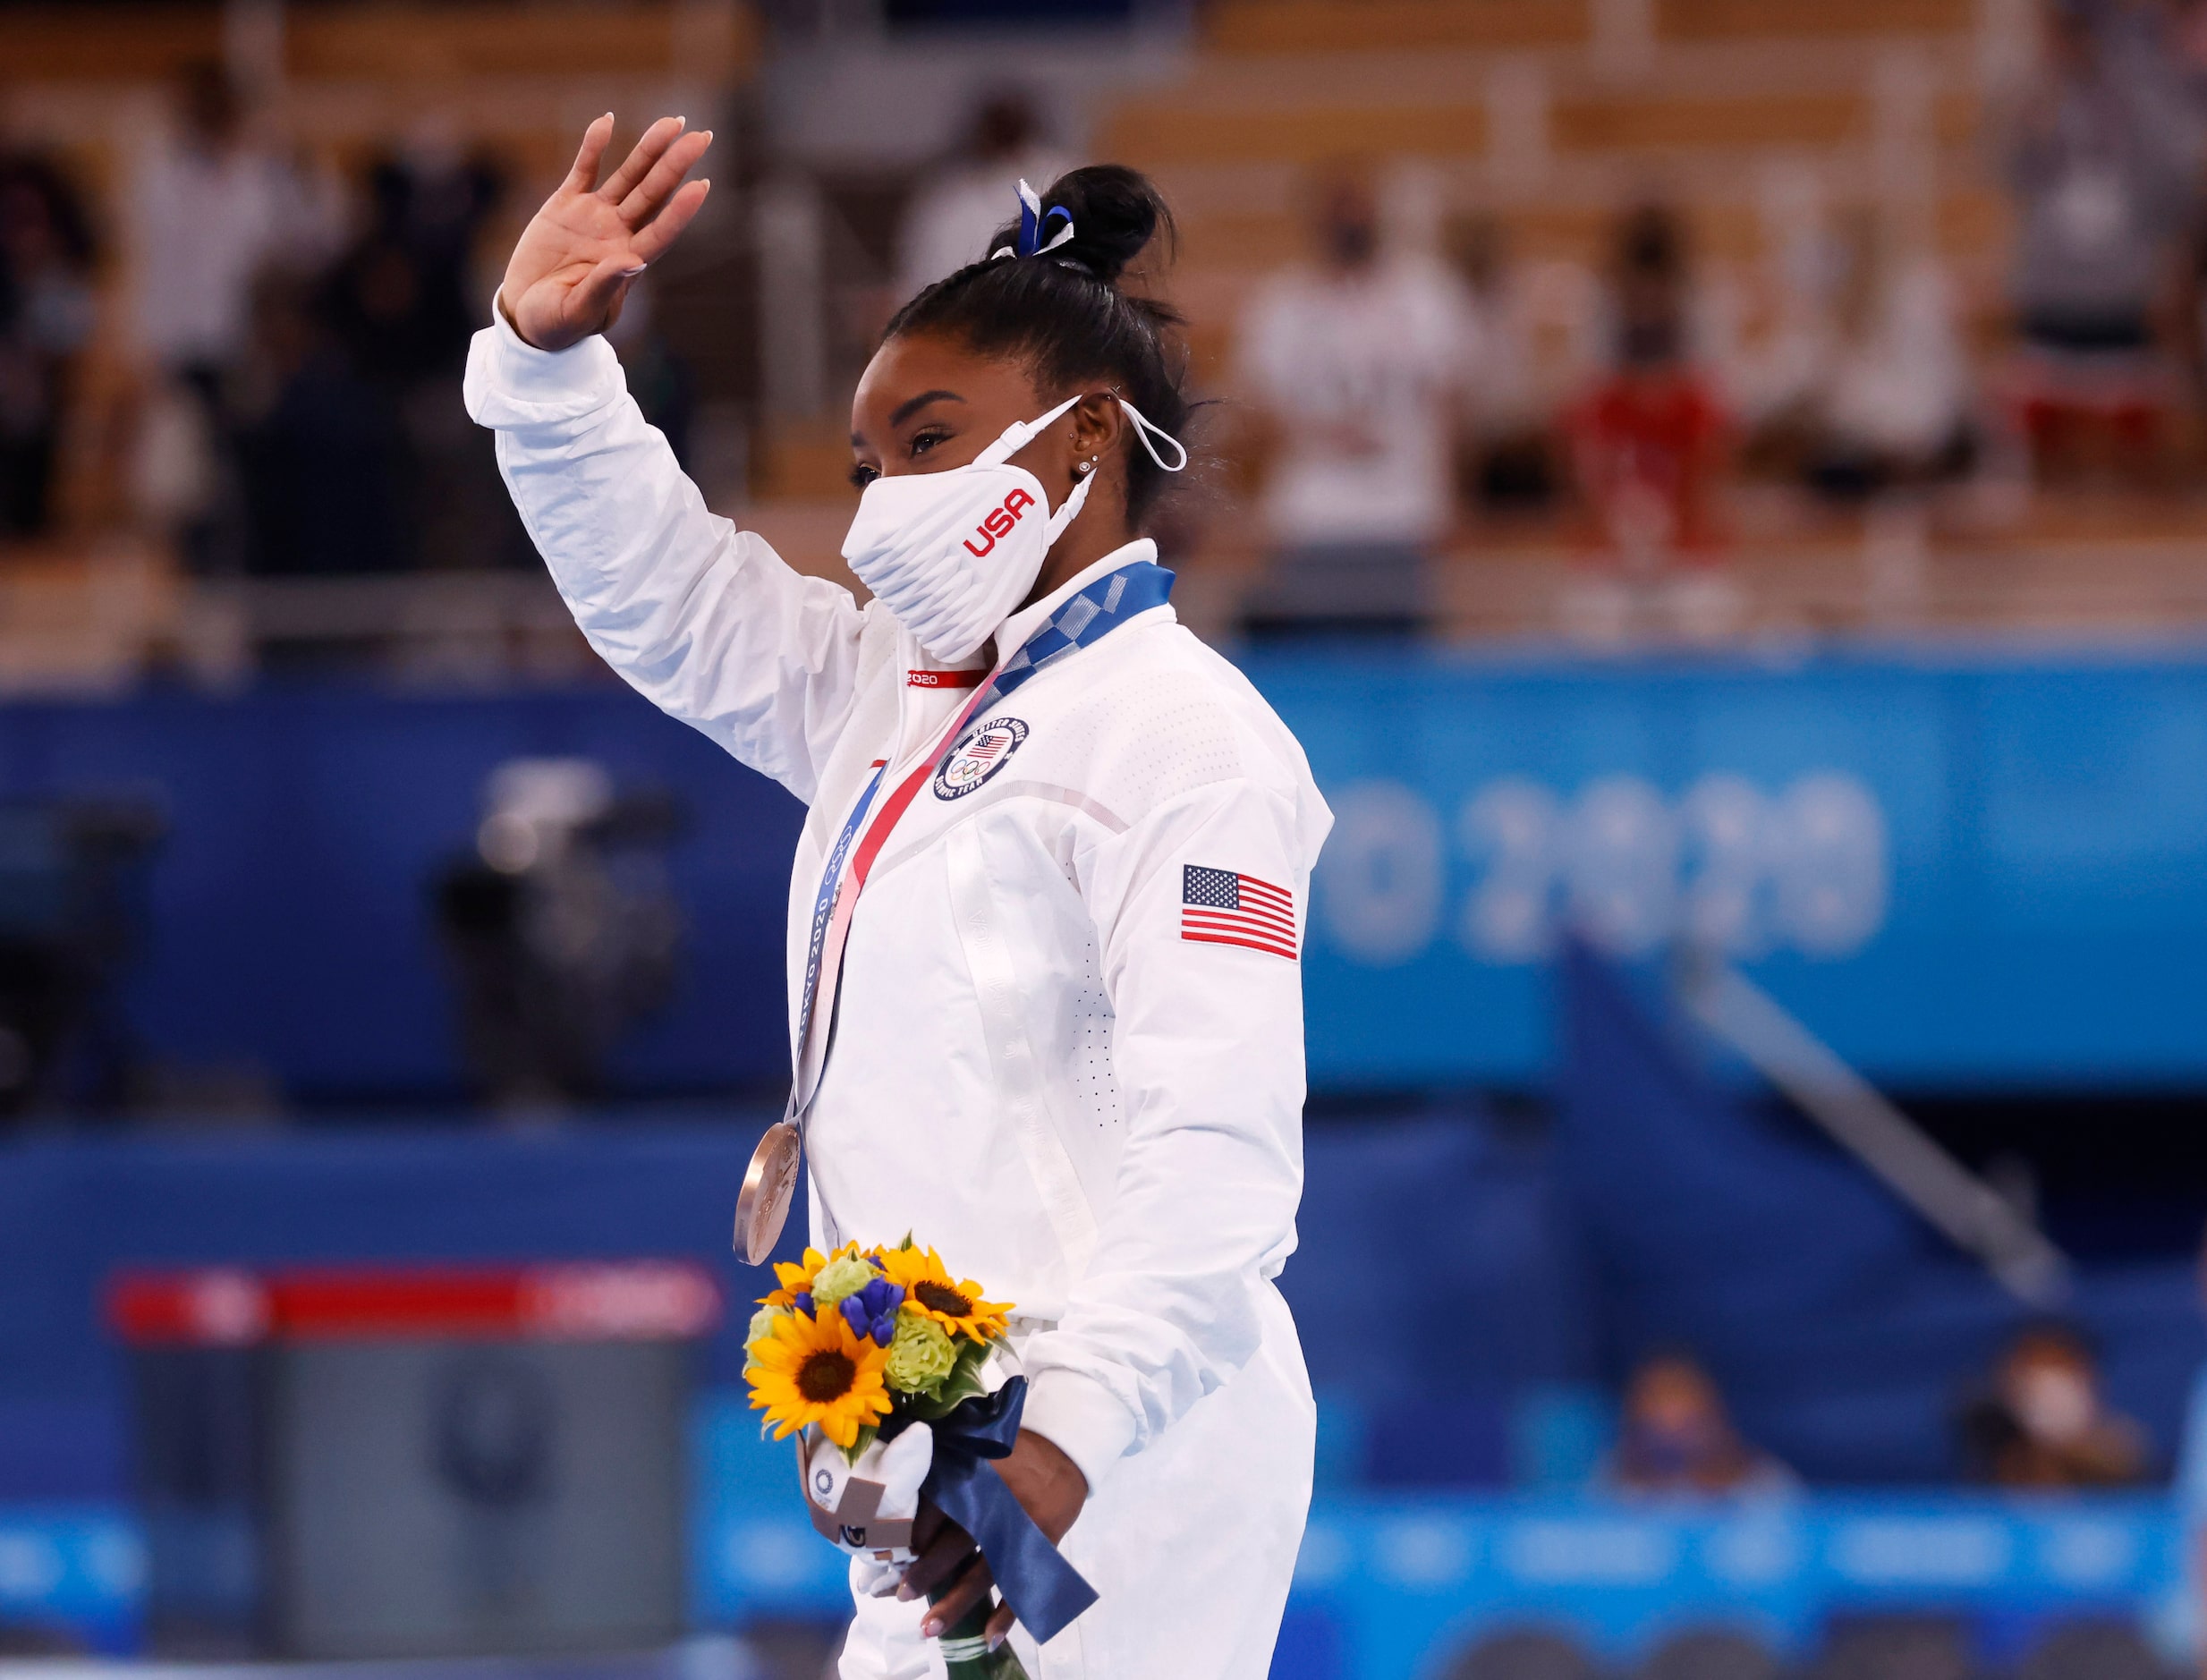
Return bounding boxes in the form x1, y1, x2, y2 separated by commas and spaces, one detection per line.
787, 558, 1174, 1119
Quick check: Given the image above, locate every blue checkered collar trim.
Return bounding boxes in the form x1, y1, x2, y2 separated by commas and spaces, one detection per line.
993, 539, 1167, 657
989, 544, 1175, 704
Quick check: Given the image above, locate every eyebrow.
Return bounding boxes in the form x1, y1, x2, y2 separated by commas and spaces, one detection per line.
890, 388, 963, 428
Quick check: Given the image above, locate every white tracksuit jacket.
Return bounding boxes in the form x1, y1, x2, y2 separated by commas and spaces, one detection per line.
465, 312, 1330, 1679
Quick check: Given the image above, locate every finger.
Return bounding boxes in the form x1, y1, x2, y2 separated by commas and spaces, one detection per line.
598, 115, 685, 206
567, 255, 643, 331
985, 1599, 1016, 1651
918, 1557, 995, 1640
618, 127, 713, 226
562, 114, 615, 193
896, 1525, 977, 1602
910, 1505, 947, 1552
629, 178, 710, 264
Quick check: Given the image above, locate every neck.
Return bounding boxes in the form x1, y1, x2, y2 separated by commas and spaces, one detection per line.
1017, 517, 1135, 613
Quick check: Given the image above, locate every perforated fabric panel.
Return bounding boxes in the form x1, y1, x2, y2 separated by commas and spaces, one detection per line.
1068, 926, 1119, 1135
1052, 658, 1250, 825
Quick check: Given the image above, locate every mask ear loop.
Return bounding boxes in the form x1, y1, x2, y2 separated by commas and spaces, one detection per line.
1047, 399, 1184, 542
976, 393, 1083, 469
1116, 399, 1190, 473
981, 393, 1185, 542
1045, 469, 1096, 541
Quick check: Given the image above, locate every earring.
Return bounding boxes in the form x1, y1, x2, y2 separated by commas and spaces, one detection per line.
1077, 457, 1097, 475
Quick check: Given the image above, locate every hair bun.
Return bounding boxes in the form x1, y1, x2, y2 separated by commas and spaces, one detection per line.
988, 165, 1176, 285
896, 162, 1191, 528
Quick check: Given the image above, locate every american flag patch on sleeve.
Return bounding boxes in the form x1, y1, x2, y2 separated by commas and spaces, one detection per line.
1181, 865, 1299, 960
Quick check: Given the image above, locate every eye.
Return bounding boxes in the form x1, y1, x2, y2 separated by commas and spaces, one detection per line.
907, 426, 952, 460
848, 461, 880, 490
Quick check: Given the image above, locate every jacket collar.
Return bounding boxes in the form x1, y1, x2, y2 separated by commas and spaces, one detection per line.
992, 539, 1166, 662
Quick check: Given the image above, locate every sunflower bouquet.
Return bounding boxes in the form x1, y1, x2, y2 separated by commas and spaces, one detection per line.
747, 1239, 1077, 1679
747, 1237, 1012, 1456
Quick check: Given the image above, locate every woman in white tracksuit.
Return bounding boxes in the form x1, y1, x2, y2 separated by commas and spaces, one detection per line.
466, 118, 1330, 1678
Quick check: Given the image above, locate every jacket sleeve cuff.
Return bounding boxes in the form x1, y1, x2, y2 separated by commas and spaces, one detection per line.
462, 297, 624, 430
1020, 1369, 1138, 1494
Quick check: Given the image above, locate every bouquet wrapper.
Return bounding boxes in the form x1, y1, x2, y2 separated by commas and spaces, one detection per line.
799, 1376, 1098, 1647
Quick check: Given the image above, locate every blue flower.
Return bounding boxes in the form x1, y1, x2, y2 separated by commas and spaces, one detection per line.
794, 1292, 814, 1317
838, 1277, 904, 1346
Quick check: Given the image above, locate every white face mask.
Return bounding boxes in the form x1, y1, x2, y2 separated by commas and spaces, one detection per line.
841, 393, 1186, 665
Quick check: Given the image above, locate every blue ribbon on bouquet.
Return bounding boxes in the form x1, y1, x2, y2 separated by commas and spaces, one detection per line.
888, 1376, 1099, 1643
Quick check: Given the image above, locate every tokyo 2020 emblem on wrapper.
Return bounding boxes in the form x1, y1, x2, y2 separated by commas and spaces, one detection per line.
933, 719, 1028, 800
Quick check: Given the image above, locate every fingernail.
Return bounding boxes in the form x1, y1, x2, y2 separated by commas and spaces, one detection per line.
622, 265, 646, 276
987, 1632, 1006, 1652
895, 1583, 915, 1602
921, 1618, 941, 1638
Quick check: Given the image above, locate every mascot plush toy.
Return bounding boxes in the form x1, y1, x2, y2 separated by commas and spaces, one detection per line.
801, 1423, 936, 1598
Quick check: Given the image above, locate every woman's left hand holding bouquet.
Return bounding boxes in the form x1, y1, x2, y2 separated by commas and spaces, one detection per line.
897, 1430, 1087, 1648
747, 1240, 1094, 1663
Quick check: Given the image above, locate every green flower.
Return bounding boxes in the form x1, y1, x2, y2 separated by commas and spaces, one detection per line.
810, 1253, 878, 1311
884, 1311, 960, 1395
743, 1305, 780, 1370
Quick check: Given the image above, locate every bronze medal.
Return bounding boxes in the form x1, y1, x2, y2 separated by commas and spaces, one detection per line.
733, 1120, 802, 1265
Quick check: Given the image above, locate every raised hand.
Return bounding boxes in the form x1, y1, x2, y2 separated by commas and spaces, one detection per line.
497, 114, 712, 352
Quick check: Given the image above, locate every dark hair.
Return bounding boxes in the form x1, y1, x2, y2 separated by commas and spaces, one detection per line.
884, 165, 1191, 527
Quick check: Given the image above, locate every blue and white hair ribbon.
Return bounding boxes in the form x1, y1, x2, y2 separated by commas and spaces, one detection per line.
990, 178, 1074, 261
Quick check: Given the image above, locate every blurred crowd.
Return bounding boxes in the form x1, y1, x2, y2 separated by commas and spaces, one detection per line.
4, 61, 584, 577
1218, 0, 2207, 638
11, 0, 2207, 621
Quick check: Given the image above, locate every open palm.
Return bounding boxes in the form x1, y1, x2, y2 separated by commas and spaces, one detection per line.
497, 114, 713, 352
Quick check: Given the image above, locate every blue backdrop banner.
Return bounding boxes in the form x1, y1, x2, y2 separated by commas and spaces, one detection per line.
7, 647, 2207, 1095
1248, 644, 2207, 1088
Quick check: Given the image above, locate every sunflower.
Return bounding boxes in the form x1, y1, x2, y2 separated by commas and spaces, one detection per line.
760, 1242, 860, 1310
747, 1307, 894, 1447
875, 1244, 1013, 1343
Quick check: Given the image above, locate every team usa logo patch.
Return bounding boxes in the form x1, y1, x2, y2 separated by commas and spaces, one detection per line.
933, 718, 1029, 800
1182, 866, 1299, 960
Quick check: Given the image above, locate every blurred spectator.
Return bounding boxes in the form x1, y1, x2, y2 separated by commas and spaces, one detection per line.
1753, 208, 1977, 504
321, 145, 501, 390
130, 63, 335, 570
2002, 0, 2198, 486
1444, 213, 1559, 513
895, 90, 1071, 301
1235, 164, 1480, 637
317, 135, 514, 573
1604, 1353, 1793, 1498
233, 271, 404, 577
1959, 1323, 2149, 1488
1566, 205, 1736, 640
0, 155, 97, 539
1569, 204, 1728, 564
